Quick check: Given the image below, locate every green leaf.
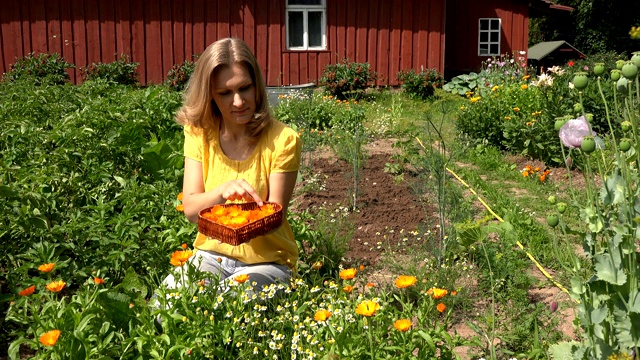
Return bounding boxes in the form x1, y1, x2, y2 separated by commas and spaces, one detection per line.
120, 266, 148, 298
628, 289, 640, 313
594, 252, 627, 285
548, 341, 579, 360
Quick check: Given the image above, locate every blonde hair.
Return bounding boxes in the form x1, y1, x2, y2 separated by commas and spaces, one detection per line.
176, 38, 271, 139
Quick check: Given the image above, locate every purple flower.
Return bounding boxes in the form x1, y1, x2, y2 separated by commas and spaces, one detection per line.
559, 116, 595, 148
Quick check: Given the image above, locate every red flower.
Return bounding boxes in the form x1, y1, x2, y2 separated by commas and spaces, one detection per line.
567, 61, 575, 67
19, 285, 36, 296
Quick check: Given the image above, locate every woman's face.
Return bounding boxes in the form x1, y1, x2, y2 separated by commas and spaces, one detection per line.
211, 63, 257, 126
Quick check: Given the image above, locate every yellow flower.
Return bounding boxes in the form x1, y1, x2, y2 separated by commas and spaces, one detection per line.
470, 96, 481, 103
39, 329, 61, 347
522, 75, 531, 80
314, 309, 332, 322
394, 275, 418, 289
38, 263, 55, 273
234, 274, 250, 283
427, 287, 448, 299
45, 280, 66, 293
170, 249, 193, 267
491, 85, 499, 92
522, 171, 530, 177
18, 285, 36, 297
521, 84, 528, 90
513, 107, 520, 112
311, 261, 323, 270
437, 302, 447, 313
355, 300, 380, 317
504, 116, 512, 120
177, 192, 184, 201
460, 105, 466, 110
526, 121, 533, 126
176, 204, 184, 212
339, 268, 357, 280
393, 319, 412, 332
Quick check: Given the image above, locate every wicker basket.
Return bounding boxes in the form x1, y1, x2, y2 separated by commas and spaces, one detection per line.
197, 202, 283, 246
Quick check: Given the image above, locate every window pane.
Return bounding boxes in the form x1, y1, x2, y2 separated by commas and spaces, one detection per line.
490, 44, 499, 54
490, 31, 499, 42
288, 12, 304, 47
490, 19, 500, 30
308, 11, 323, 47
479, 32, 488, 42
479, 44, 489, 55
288, 0, 322, 5
479, 19, 489, 30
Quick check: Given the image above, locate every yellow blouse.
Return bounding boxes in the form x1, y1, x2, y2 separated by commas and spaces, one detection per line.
183, 120, 301, 268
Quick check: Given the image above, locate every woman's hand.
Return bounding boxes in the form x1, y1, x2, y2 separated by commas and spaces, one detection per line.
218, 179, 263, 205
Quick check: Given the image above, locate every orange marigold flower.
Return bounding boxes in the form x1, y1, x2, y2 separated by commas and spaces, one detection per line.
393, 319, 412, 332
539, 175, 547, 182
19, 285, 36, 297
45, 280, 66, 293
177, 192, 184, 201
359, 265, 365, 271
176, 204, 185, 212
39, 329, 61, 347
437, 302, 447, 313
339, 268, 357, 280
451, 290, 458, 296
93, 277, 105, 285
38, 263, 55, 273
355, 300, 380, 317
365, 282, 375, 288
170, 249, 193, 267
312, 261, 323, 270
522, 171, 529, 177
234, 274, 250, 283
181, 243, 188, 249
427, 287, 448, 299
395, 275, 418, 289
314, 309, 332, 322
521, 84, 528, 90
343, 285, 354, 293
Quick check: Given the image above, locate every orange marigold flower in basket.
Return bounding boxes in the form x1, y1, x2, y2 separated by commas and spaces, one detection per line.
355, 300, 380, 317
93, 277, 105, 285
395, 275, 418, 289
177, 192, 184, 201
234, 274, 250, 283
343, 285, 354, 293
176, 204, 185, 212
19, 285, 36, 297
45, 280, 66, 293
170, 250, 193, 267
314, 309, 332, 322
437, 302, 447, 313
394, 319, 412, 332
38, 263, 55, 273
39, 329, 61, 347
427, 287, 448, 300
339, 268, 357, 280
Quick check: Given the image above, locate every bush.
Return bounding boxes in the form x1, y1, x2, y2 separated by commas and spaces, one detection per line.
2, 52, 74, 85
165, 58, 197, 92
397, 68, 444, 99
318, 59, 376, 100
81, 54, 139, 85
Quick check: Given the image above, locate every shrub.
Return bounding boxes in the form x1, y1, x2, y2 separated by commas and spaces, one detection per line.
2, 52, 74, 85
165, 58, 197, 92
397, 68, 444, 99
318, 59, 376, 100
81, 54, 139, 85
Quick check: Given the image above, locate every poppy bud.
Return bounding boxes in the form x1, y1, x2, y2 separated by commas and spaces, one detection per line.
550, 301, 558, 313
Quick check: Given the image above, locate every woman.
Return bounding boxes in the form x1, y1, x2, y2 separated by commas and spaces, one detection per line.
165, 38, 301, 292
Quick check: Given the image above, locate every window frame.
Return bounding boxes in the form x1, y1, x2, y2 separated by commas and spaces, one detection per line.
478, 18, 501, 56
286, 0, 327, 51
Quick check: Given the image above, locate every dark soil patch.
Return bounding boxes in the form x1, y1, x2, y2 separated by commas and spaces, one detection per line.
292, 142, 438, 267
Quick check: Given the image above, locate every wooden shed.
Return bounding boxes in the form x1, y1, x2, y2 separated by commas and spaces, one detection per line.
0, 0, 565, 86
527, 40, 585, 74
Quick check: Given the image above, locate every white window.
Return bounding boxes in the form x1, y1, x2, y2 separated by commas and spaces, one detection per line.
478, 18, 501, 56
286, 0, 326, 50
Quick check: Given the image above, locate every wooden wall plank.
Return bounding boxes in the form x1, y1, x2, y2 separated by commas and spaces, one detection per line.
160, 0, 174, 79
242, 0, 255, 48
145, 0, 163, 84
115, 0, 132, 57
59, 0, 75, 81
99, 0, 116, 61
45, 0, 62, 55
0, 3, 22, 72
71, 1, 87, 77
266, 0, 282, 85
130, 1, 146, 83
366, 0, 379, 74
172, 0, 185, 65
429, 0, 444, 70
84, 0, 101, 63
217, 0, 230, 39
376, 0, 390, 85
345, 0, 356, 60
355, 0, 367, 63
255, 1, 268, 82
204, 0, 216, 46
389, 0, 402, 83
400, 0, 413, 72
20, 2, 32, 57
30, 0, 48, 52
184, 0, 194, 60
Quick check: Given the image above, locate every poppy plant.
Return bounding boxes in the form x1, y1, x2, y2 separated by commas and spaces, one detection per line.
393, 319, 412, 332
339, 268, 357, 280
355, 300, 380, 317
170, 249, 193, 267
39, 329, 61, 347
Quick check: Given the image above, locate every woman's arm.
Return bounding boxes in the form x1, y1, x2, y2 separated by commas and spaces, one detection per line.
267, 171, 298, 215
181, 157, 264, 223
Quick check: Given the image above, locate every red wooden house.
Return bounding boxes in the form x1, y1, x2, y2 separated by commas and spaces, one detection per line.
0, 0, 567, 86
